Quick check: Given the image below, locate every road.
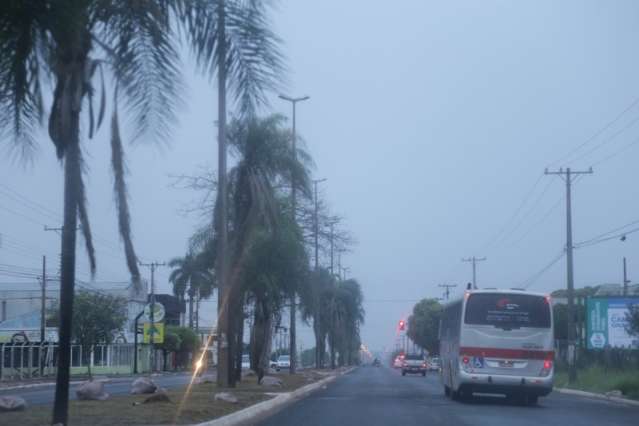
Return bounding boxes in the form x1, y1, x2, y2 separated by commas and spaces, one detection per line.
0, 373, 193, 406
259, 366, 638, 426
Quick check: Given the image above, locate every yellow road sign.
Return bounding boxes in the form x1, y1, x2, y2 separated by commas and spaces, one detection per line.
143, 322, 164, 344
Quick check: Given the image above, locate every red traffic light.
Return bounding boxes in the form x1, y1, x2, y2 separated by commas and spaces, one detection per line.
398, 320, 405, 331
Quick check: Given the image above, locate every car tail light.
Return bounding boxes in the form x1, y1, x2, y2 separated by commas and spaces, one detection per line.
422, 363, 427, 368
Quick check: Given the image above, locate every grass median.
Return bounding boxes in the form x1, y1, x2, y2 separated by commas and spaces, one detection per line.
0, 370, 327, 426
555, 366, 639, 400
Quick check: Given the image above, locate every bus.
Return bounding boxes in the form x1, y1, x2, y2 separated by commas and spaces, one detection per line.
439, 289, 554, 405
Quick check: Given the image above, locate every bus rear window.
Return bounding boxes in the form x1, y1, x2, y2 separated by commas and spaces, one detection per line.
464, 293, 550, 329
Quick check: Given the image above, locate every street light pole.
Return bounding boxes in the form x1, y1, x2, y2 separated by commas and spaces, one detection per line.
279, 94, 309, 376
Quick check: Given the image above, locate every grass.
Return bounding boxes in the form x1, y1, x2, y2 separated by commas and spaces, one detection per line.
0, 370, 324, 425
555, 366, 639, 400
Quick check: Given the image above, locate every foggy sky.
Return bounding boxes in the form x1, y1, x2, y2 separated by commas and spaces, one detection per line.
2, 0, 639, 352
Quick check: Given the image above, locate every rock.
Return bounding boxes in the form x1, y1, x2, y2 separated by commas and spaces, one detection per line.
214, 392, 239, 404
142, 389, 172, 404
76, 381, 110, 401
0, 396, 27, 412
260, 376, 283, 387
130, 377, 157, 395
606, 390, 623, 398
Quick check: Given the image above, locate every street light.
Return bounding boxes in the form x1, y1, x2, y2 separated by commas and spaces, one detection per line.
279, 94, 309, 376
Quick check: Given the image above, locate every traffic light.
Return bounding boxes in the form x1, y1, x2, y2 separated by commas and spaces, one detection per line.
398, 320, 405, 331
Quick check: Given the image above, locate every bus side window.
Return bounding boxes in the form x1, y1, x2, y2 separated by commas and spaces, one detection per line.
438, 318, 443, 340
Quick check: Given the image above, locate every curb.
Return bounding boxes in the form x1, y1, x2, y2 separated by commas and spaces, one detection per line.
556, 387, 639, 407
194, 368, 356, 426
0, 372, 188, 392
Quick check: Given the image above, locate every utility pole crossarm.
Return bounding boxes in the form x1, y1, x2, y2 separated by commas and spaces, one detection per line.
462, 256, 486, 289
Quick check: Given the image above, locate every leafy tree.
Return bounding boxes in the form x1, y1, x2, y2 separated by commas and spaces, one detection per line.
168, 252, 215, 329
157, 328, 182, 371
48, 291, 127, 378
625, 305, 639, 337
407, 298, 442, 355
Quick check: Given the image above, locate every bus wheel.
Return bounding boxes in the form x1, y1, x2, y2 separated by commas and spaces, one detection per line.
444, 386, 451, 397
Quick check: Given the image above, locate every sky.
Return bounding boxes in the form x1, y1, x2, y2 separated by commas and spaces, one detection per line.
2, 0, 639, 352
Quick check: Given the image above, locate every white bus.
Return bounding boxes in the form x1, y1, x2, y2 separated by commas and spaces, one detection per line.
439, 289, 554, 405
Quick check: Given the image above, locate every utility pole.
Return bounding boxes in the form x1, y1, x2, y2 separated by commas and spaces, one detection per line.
279, 94, 310, 376
623, 257, 630, 296
139, 261, 165, 372
438, 284, 457, 301
462, 257, 486, 289
328, 217, 339, 276
41, 255, 46, 343
545, 166, 593, 384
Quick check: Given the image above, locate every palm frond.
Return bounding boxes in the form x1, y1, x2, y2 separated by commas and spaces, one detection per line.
110, 101, 141, 288
76, 147, 97, 276
0, 0, 47, 157
100, 1, 183, 143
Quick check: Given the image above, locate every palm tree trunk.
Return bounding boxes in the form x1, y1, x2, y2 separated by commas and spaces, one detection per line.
52, 90, 82, 426
289, 295, 296, 374
216, 0, 231, 389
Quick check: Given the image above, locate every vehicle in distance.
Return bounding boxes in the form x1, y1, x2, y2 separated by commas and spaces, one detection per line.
439, 289, 554, 405
401, 354, 427, 376
372, 358, 381, 367
393, 355, 403, 368
241, 354, 250, 369
428, 356, 441, 371
276, 355, 291, 371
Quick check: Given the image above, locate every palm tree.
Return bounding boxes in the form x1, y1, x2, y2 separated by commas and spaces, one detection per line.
0, 2, 192, 423
222, 114, 311, 385
182, 0, 285, 387
168, 253, 215, 329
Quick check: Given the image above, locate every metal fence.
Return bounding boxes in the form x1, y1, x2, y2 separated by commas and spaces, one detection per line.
0, 343, 153, 381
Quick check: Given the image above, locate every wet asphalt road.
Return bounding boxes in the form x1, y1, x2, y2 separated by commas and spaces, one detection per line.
258, 366, 638, 426
0, 373, 193, 405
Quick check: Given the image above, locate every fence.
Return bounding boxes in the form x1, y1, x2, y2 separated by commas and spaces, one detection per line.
555, 339, 639, 371
0, 343, 154, 381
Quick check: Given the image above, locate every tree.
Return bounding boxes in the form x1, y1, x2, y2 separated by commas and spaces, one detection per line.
407, 298, 442, 355
157, 328, 182, 371
184, 0, 285, 388
48, 291, 127, 378
0, 2, 196, 423
625, 305, 639, 337
168, 252, 215, 329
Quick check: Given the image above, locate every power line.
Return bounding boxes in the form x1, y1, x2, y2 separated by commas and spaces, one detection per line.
521, 249, 566, 289
547, 95, 639, 168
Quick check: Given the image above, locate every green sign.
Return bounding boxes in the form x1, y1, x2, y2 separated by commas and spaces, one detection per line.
586, 297, 639, 350
143, 322, 164, 344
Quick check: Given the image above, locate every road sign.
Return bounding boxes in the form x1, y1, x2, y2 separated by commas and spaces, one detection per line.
143, 322, 164, 344
143, 302, 165, 323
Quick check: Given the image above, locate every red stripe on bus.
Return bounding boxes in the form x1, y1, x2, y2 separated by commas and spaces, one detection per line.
459, 347, 553, 360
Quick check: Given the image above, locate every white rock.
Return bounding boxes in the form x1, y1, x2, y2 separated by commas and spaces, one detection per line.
0, 396, 27, 412
76, 381, 110, 401
130, 377, 157, 395
214, 392, 239, 404
606, 390, 623, 398
260, 376, 283, 387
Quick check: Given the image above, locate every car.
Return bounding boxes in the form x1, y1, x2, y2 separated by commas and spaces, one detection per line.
276, 355, 290, 371
393, 356, 403, 368
372, 358, 381, 367
401, 354, 427, 376
428, 357, 441, 371
241, 354, 250, 369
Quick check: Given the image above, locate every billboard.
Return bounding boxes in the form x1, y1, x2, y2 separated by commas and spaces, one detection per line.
586, 297, 639, 349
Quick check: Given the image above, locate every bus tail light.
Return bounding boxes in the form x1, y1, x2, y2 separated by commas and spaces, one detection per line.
540, 359, 552, 377
462, 356, 470, 365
